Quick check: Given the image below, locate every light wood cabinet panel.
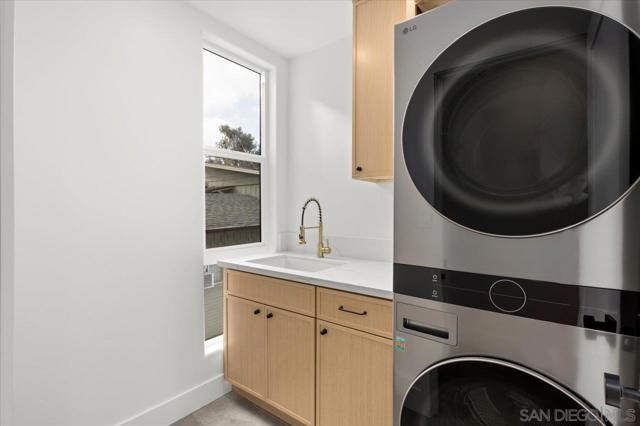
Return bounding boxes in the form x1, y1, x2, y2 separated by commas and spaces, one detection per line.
353, 0, 415, 181
316, 320, 393, 426
416, 0, 451, 13
226, 269, 315, 316
266, 306, 316, 426
224, 295, 267, 398
317, 287, 393, 338
224, 269, 394, 426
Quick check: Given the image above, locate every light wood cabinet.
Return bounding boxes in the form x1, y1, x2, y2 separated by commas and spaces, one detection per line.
224, 295, 266, 399
317, 287, 393, 338
224, 269, 394, 426
352, 0, 416, 181
415, 0, 451, 13
316, 320, 393, 426
266, 306, 316, 425
226, 269, 316, 316
225, 294, 315, 426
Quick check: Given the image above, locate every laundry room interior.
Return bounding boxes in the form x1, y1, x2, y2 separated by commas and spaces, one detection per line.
0, 0, 639, 425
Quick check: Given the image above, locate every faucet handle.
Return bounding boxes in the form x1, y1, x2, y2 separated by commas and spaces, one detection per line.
298, 226, 306, 245
322, 239, 332, 255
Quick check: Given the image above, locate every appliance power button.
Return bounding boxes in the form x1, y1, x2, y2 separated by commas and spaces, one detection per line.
489, 279, 526, 313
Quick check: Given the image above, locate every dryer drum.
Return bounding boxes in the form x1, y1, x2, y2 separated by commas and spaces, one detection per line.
400, 358, 608, 426
402, 6, 640, 237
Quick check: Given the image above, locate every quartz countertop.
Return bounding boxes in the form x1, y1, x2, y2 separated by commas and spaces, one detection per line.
217, 251, 393, 300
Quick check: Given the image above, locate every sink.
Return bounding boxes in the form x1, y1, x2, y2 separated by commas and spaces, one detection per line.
247, 255, 344, 272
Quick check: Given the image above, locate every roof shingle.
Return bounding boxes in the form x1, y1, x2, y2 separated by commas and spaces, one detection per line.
205, 192, 260, 230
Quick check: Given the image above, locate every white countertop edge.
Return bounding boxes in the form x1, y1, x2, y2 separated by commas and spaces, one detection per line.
217, 253, 393, 300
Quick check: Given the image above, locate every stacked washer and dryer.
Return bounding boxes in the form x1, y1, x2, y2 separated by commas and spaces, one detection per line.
393, 1, 640, 425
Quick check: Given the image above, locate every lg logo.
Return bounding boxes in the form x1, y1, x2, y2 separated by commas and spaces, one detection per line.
402, 24, 417, 34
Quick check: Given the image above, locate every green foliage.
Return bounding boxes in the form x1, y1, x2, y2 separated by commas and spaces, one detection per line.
217, 124, 258, 154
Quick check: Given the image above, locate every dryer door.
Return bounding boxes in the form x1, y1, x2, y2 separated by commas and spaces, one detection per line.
402, 6, 640, 236
400, 357, 608, 426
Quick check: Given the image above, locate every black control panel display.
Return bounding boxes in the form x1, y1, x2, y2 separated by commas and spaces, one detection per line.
394, 263, 640, 337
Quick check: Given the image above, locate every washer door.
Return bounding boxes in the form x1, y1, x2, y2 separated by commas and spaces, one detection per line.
400, 358, 606, 426
402, 6, 640, 236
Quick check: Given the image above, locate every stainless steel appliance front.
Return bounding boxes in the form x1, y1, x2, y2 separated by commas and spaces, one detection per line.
393, 293, 640, 426
394, 0, 640, 291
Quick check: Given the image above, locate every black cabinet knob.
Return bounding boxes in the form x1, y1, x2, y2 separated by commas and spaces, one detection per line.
355, 166, 363, 172
253, 309, 261, 315
267, 313, 273, 319
320, 328, 328, 335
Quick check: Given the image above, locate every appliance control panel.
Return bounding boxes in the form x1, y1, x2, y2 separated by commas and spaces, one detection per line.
394, 263, 640, 337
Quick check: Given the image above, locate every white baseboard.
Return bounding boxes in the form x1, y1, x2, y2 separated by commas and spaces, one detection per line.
120, 374, 231, 426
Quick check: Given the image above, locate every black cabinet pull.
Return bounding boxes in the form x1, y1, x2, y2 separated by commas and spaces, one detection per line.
339, 305, 367, 316
355, 166, 363, 172
266, 313, 273, 319
253, 309, 261, 315
320, 328, 328, 335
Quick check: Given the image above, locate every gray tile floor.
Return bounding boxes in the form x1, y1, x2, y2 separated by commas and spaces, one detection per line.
172, 392, 287, 426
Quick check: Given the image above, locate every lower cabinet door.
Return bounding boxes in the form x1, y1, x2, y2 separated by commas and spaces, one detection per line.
316, 320, 393, 426
266, 306, 315, 425
225, 295, 266, 398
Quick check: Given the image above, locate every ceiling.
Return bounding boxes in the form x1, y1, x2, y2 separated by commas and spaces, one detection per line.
186, 0, 353, 58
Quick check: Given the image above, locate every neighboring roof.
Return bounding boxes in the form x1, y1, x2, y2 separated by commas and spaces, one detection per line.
205, 162, 260, 175
206, 192, 260, 231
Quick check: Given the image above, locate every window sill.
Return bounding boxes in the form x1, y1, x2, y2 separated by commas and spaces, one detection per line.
205, 334, 224, 357
204, 242, 272, 266
205, 242, 265, 254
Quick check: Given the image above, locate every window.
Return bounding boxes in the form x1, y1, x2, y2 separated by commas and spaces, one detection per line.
202, 48, 267, 342
203, 48, 264, 250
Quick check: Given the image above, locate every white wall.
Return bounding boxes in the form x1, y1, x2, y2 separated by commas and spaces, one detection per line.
286, 36, 393, 261
10, 1, 287, 425
1, 1, 16, 424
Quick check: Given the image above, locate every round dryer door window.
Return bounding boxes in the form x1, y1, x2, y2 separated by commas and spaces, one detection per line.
400, 358, 607, 425
402, 7, 640, 236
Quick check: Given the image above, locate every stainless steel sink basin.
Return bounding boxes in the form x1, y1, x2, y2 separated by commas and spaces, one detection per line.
247, 255, 344, 272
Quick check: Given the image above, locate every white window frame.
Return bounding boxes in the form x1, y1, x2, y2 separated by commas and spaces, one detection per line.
202, 44, 269, 254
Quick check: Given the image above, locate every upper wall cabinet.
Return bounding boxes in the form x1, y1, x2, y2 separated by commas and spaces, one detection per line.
352, 0, 416, 181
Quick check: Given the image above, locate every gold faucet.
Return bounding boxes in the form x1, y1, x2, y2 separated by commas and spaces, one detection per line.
298, 198, 332, 258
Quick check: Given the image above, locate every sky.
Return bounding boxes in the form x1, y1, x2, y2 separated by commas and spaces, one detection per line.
203, 50, 261, 152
